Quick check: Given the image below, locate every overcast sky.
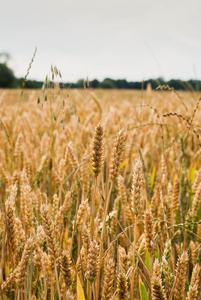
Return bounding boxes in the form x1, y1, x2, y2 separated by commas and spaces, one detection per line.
1, 0, 201, 82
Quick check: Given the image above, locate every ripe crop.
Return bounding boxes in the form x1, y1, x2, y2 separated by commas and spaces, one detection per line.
0, 87, 201, 299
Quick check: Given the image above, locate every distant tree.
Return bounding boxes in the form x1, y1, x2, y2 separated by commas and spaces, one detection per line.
0, 63, 16, 88
189, 79, 201, 91
76, 79, 85, 88
116, 79, 129, 89
0, 52, 16, 87
99, 78, 117, 89
91, 79, 99, 88
129, 81, 142, 89
20, 79, 43, 89
148, 79, 159, 89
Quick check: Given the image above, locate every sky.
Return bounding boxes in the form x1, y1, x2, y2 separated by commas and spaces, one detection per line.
1, 0, 201, 82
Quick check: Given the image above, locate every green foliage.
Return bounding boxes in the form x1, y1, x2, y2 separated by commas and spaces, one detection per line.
145, 249, 150, 271
16, 78, 43, 89
154, 246, 160, 260
91, 79, 99, 88
139, 277, 149, 300
0, 63, 16, 87
76, 79, 85, 88
99, 78, 117, 89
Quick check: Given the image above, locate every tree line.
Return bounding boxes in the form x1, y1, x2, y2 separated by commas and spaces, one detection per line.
0, 58, 201, 91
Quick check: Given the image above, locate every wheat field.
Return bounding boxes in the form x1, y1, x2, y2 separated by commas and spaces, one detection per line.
0, 85, 201, 300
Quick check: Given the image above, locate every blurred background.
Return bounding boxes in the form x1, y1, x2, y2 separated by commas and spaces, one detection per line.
1, 0, 201, 87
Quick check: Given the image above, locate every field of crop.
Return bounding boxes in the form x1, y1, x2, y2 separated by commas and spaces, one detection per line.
0, 85, 201, 300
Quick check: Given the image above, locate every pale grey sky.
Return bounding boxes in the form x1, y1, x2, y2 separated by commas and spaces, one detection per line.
1, 0, 201, 82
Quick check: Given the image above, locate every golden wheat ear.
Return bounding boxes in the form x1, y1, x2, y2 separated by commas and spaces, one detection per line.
110, 128, 126, 181
86, 239, 100, 283
5, 199, 18, 255
81, 153, 89, 197
15, 238, 33, 288
173, 252, 189, 300
151, 275, 167, 300
91, 122, 104, 177
67, 142, 79, 171
186, 263, 200, 300
41, 204, 59, 270
102, 258, 115, 300
116, 271, 128, 300
60, 250, 73, 289
172, 178, 180, 213
131, 158, 145, 216
145, 209, 156, 254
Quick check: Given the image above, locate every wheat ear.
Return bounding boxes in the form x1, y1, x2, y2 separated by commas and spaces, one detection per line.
186, 263, 200, 300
